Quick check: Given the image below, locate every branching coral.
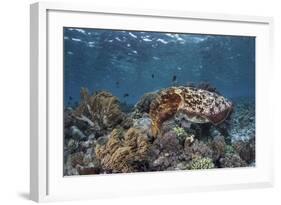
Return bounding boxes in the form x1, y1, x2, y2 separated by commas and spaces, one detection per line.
95, 128, 150, 173
172, 126, 194, 145
149, 86, 232, 136
74, 88, 125, 130
190, 157, 215, 170
172, 126, 187, 137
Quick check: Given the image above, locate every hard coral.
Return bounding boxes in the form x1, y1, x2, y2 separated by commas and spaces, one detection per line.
219, 153, 247, 168
208, 135, 226, 161
153, 130, 182, 154
147, 131, 182, 170
74, 88, 124, 130
173, 126, 187, 137
190, 156, 215, 170
233, 138, 255, 163
133, 92, 158, 117
184, 139, 213, 160
70, 152, 84, 167
149, 86, 232, 136
95, 128, 150, 173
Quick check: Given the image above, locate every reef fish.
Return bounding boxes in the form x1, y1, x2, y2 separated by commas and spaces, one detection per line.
149, 86, 232, 136
123, 93, 129, 98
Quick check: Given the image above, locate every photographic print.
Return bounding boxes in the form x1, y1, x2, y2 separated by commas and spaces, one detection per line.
63, 28, 255, 176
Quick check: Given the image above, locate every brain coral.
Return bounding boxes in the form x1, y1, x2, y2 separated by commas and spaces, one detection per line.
149, 86, 232, 136
95, 128, 150, 173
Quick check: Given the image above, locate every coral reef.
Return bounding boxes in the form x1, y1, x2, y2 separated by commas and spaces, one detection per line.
63, 86, 255, 175
70, 152, 85, 167
148, 130, 183, 170
208, 135, 226, 161
219, 153, 247, 168
184, 139, 213, 160
233, 138, 255, 164
149, 86, 232, 136
228, 99, 255, 142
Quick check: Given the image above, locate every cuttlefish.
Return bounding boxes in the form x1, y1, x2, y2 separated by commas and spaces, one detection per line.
149, 86, 232, 136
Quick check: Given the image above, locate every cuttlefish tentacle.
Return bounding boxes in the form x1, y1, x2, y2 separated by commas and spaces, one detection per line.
149, 87, 183, 137
149, 86, 232, 137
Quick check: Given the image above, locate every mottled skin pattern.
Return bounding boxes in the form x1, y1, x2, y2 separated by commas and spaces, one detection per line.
149, 86, 232, 136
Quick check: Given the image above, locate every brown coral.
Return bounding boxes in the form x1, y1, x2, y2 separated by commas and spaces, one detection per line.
95, 128, 150, 173
149, 86, 232, 136
74, 88, 124, 130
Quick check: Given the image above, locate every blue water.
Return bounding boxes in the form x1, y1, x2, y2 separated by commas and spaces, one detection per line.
64, 28, 255, 108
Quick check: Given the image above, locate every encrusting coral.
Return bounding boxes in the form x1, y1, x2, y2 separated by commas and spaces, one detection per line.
74, 88, 125, 131
95, 127, 150, 173
149, 86, 232, 136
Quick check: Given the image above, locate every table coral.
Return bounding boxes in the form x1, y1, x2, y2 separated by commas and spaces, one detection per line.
149, 86, 232, 136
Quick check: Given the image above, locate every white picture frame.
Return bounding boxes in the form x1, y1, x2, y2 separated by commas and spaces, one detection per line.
30, 2, 274, 202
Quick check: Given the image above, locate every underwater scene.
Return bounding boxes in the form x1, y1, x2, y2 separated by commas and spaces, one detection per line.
63, 27, 255, 176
